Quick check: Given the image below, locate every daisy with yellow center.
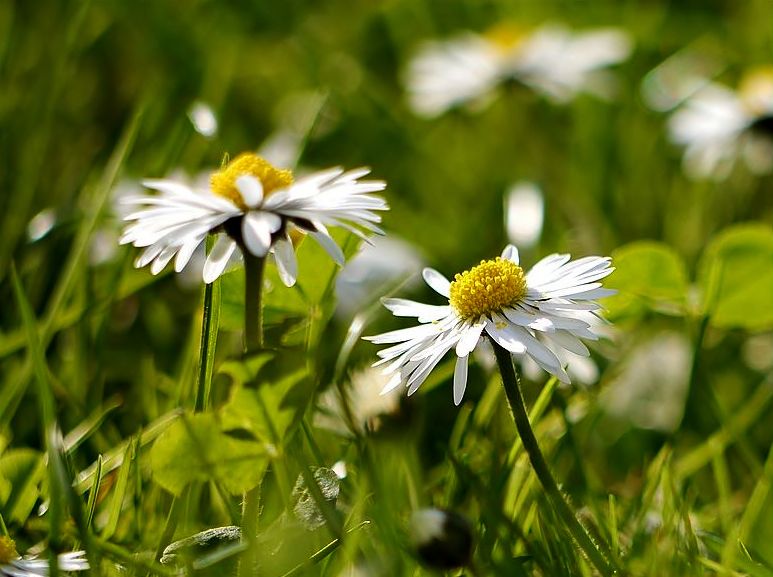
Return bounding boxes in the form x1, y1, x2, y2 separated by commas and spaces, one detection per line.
120, 153, 388, 286
0, 536, 89, 575
364, 245, 615, 405
404, 22, 632, 117
667, 66, 773, 180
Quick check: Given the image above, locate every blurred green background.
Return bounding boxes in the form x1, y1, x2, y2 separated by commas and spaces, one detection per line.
1, 0, 773, 575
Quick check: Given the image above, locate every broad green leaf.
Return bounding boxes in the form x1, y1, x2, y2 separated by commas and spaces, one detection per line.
220, 351, 313, 445
698, 223, 773, 330
0, 449, 45, 523
150, 413, 267, 496
605, 241, 689, 318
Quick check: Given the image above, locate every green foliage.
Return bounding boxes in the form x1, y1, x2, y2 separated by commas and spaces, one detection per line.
698, 223, 773, 330
1, 0, 772, 575
150, 413, 268, 496
606, 241, 689, 319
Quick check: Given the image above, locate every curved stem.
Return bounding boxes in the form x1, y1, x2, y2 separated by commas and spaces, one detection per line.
491, 341, 618, 577
239, 254, 266, 577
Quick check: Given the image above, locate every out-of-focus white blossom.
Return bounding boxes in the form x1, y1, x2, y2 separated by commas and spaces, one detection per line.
665, 66, 773, 180
505, 182, 544, 249
405, 22, 633, 117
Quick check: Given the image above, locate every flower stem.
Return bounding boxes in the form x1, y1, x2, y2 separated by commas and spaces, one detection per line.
239, 253, 266, 577
243, 253, 266, 352
491, 341, 618, 577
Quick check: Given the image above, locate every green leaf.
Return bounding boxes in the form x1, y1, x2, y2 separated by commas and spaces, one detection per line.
698, 223, 773, 330
605, 241, 689, 318
0, 449, 45, 523
150, 413, 267, 496
220, 351, 313, 446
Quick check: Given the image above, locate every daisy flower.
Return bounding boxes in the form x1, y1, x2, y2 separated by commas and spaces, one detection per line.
364, 245, 614, 405
404, 23, 632, 117
120, 153, 388, 286
0, 536, 88, 576
667, 66, 773, 180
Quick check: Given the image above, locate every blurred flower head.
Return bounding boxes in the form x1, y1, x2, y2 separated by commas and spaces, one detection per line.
601, 332, 691, 432
315, 365, 403, 436
0, 536, 88, 576
120, 152, 388, 286
187, 101, 218, 138
665, 66, 773, 180
404, 22, 632, 117
409, 509, 473, 570
335, 235, 425, 318
365, 245, 615, 405
505, 181, 544, 249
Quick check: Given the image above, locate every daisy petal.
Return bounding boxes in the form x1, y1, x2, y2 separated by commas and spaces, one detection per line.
422, 268, 451, 297
236, 175, 264, 208
310, 230, 345, 265
273, 236, 297, 287
203, 236, 236, 283
453, 355, 469, 405
501, 244, 520, 264
242, 211, 282, 257
455, 320, 485, 357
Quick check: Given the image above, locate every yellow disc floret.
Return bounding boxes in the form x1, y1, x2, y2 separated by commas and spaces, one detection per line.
210, 153, 293, 210
0, 536, 19, 563
449, 257, 527, 320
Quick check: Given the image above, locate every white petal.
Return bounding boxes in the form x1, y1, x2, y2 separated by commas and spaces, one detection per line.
203, 236, 237, 283
236, 175, 264, 208
501, 244, 520, 264
455, 320, 485, 357
273, 236, 297, 287
242, 211, 281, 257
422, 268, 451, 297
380, 371, 403, 394
381, 298, 451, 323
174, 237, 204, 272
453, 355, 469, 405
310, 230, 345, 265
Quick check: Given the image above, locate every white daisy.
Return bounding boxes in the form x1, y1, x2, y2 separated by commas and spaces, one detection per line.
404, 23, 632, 117
507, 24, 632, 104
119, 153, 388, 286
667, 67, 773, 180
0, 537, 88, 576
364, 245, 615, 405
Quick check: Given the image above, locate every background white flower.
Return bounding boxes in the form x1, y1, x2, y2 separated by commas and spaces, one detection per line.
0, 537, 88, 577
404, 23, 633, 117
365, 245, 615, 405
120, 153, 388, 286
666, 67, 773, 180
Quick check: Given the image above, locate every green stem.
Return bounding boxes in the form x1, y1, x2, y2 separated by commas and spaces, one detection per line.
244, 253, 266, 352
239, 254, 266, 577
491, 341, 618, 577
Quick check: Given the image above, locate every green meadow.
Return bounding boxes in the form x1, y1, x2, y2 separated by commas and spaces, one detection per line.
1, 1, 772, 575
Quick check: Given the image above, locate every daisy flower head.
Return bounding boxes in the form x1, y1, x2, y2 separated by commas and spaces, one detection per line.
364, 245, 615, 405
667, 66, 773, 180
120, 152, 388, 286
404, 22, 632, 117
0, 536, 88, 576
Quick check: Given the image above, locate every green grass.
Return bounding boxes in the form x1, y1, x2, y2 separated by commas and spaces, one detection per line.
1, 0, 773, 575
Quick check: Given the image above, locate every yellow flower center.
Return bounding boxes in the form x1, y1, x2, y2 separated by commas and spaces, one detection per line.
0, 536, 19, 564
739, 66, 773, 116
210, 153, 294, 210
484, 22, 527, 53
449, 257, 527, 320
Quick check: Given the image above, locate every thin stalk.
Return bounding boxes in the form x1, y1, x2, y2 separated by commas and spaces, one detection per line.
243, 253, 266, 353
491, 341, 618, 577
239, 254, 266, 577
